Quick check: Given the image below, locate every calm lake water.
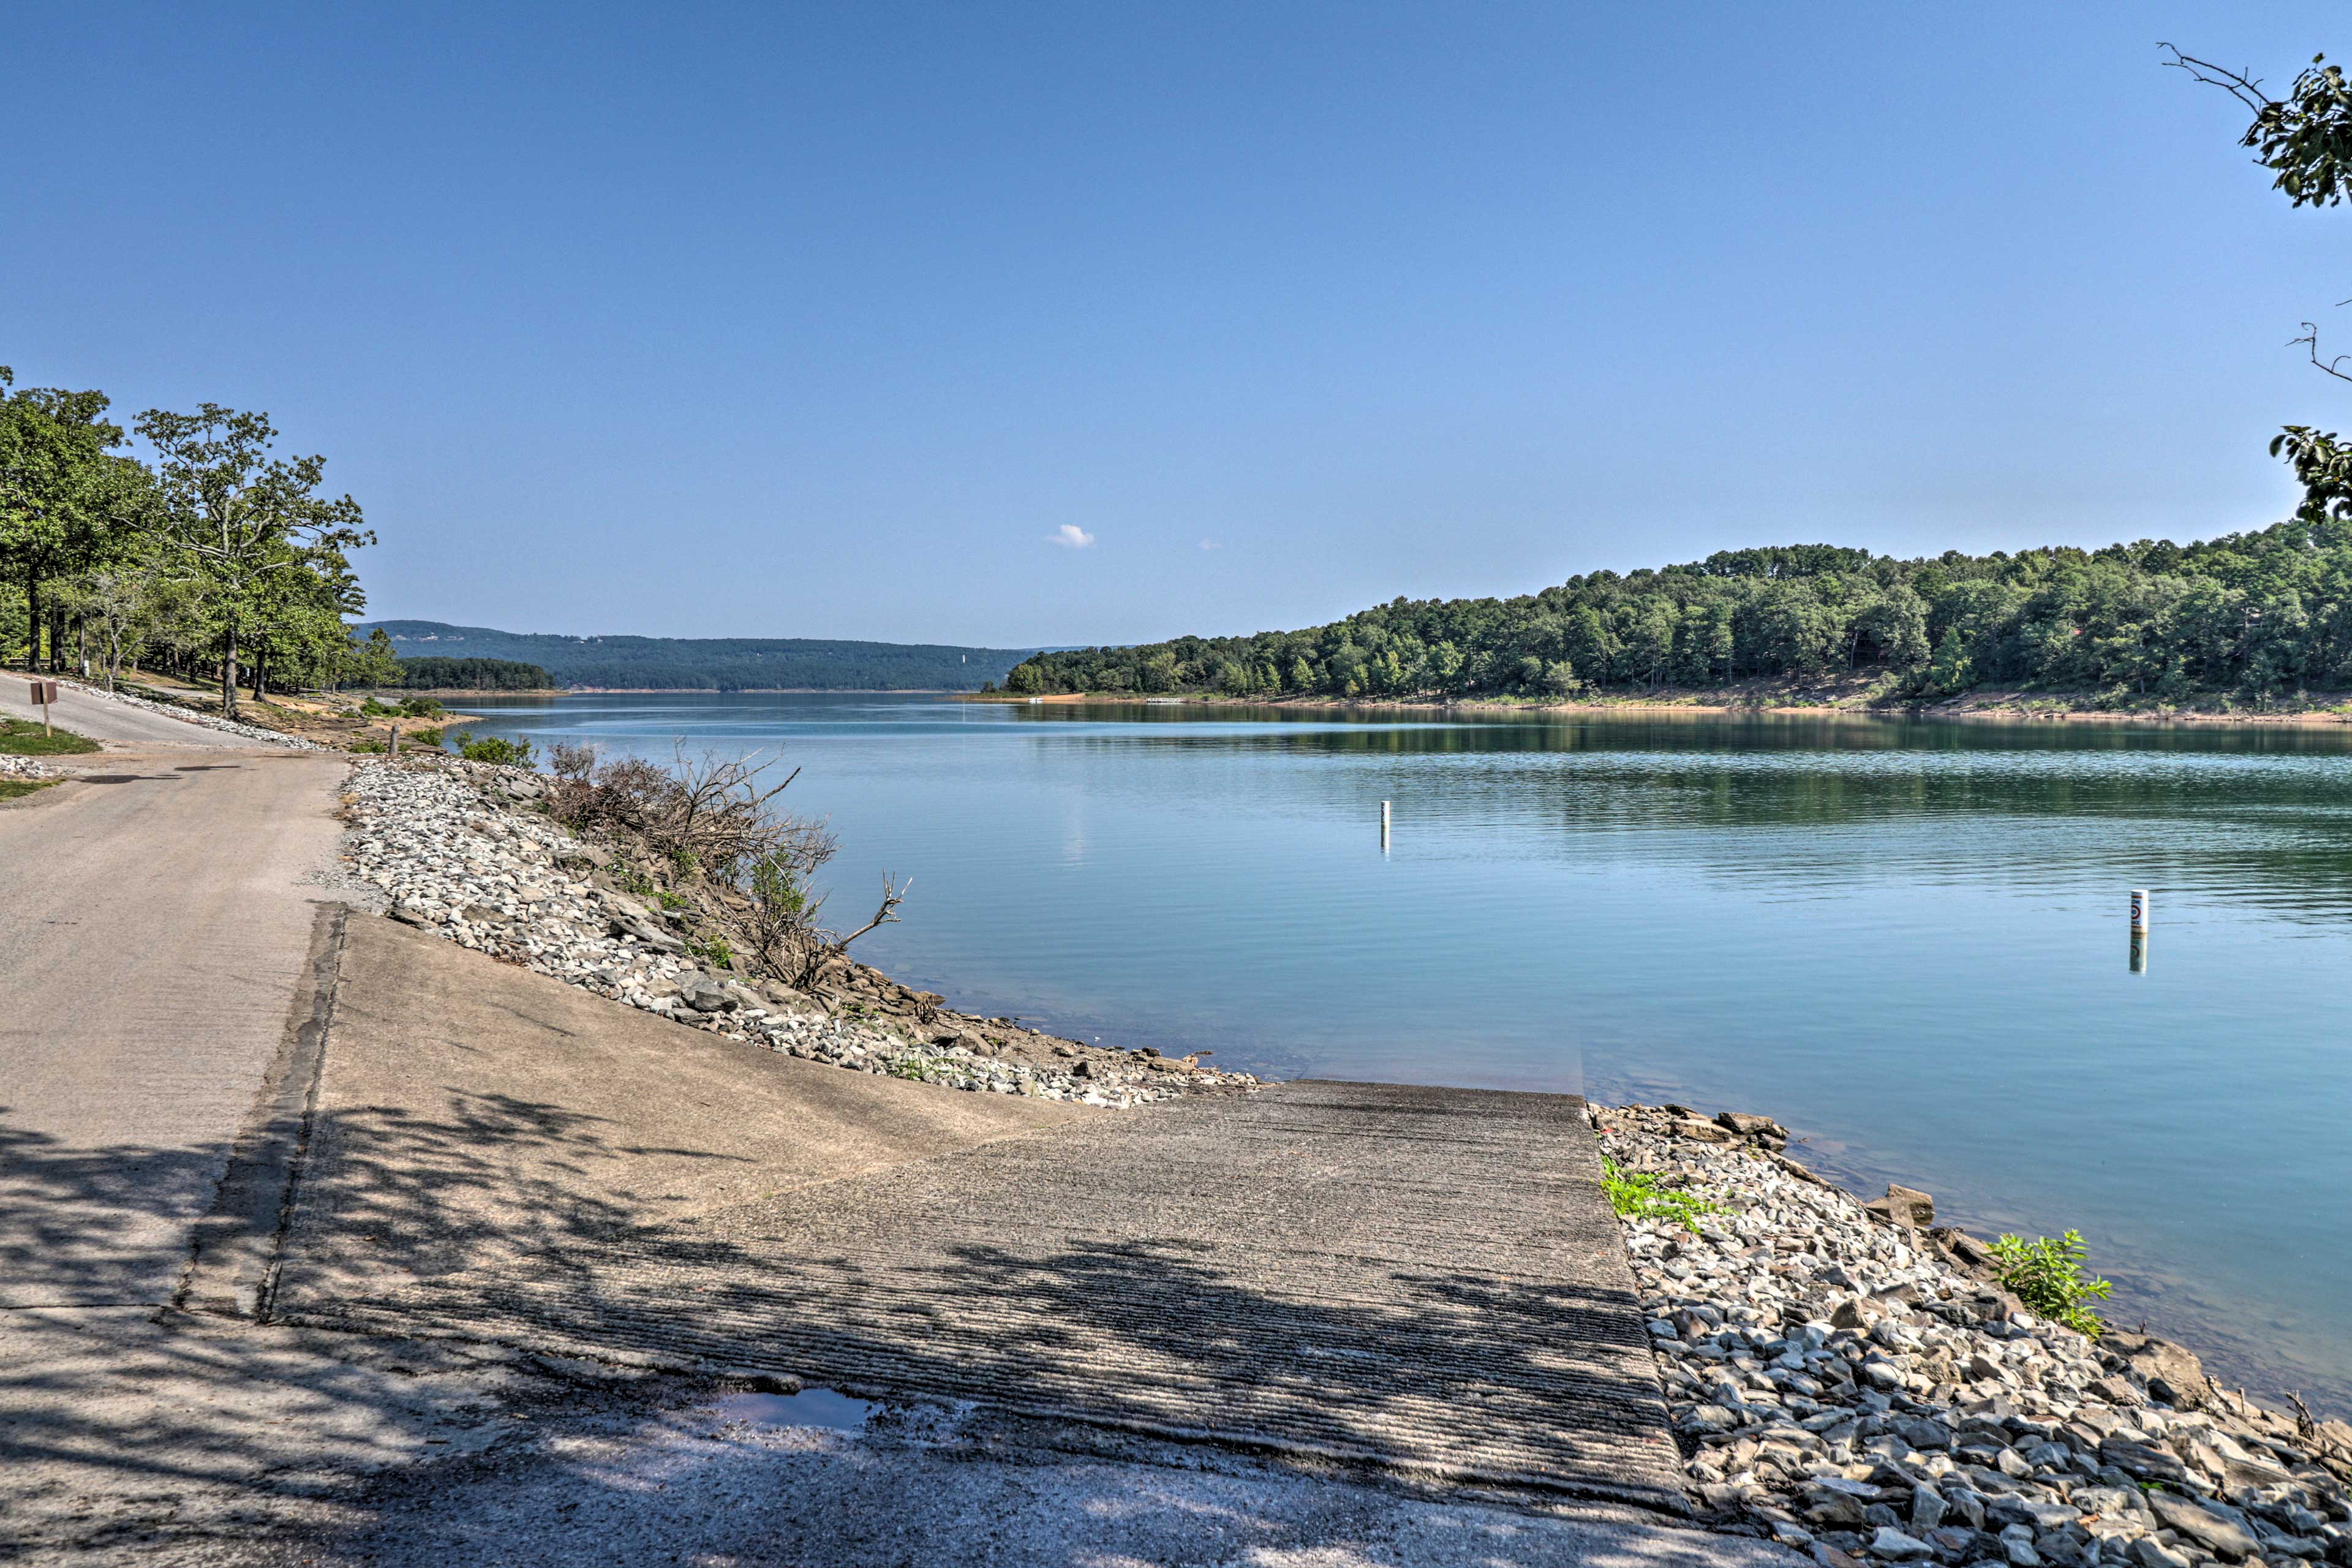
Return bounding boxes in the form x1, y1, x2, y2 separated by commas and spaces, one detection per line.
459, 693, 2352, 1412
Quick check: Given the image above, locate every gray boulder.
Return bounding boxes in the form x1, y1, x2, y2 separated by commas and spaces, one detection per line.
2105, 1334, 2212, 1413
1864, 1184, 1936, 1228
2144, 1493, 2259, 1562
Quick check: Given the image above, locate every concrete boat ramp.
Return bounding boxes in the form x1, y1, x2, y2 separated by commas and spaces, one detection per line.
3, 755, 1797, 1565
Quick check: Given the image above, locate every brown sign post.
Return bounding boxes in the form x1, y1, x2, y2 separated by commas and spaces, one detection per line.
27, 680, 58, 737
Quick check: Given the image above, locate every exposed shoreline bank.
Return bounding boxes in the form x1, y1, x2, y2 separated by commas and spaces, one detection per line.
1597, 1101, 2352, 1566
965, 690, 2352, 730
338, 754, 1256, 1107
366, 687, 984, 696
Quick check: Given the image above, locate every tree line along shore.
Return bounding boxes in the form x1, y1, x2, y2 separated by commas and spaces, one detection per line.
995, 532, 2352, 717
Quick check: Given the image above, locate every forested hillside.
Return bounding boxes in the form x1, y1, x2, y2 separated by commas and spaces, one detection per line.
1005, 526, 2352, 703
361, 620, 1040, 691
382, 655, 553, 691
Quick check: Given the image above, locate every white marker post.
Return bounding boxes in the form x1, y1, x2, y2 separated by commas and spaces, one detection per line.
2130, 889, 2150, 935
1381, 799, 1391, 852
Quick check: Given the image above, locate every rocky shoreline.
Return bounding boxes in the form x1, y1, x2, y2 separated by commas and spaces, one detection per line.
1596, 1102, 2352, 1568
339, 753, 1256, 1106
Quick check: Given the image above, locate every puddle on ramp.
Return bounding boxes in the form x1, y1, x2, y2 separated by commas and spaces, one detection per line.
707, 1387, 878, 1433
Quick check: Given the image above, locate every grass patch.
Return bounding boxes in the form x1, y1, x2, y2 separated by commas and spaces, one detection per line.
0, 778, 58, 801
1604, 1158, 1722, 1232
1990, 1230, 2113, 1337
0, 718, 99, 756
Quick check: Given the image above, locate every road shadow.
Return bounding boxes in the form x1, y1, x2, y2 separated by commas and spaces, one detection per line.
1, 1080, 1691, 1563
255, 1081, 1684, 1508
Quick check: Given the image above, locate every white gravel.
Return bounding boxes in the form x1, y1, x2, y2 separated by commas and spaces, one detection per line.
1595, 1104, 2352, 1568
59, 676, 325, 748
339, 756, 1239, 1107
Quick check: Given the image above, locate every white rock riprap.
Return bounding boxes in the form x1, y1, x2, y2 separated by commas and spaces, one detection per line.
340, 756, 1240, 1107
0, 755, 50, 780
59, 676, 325, 748
1595, 1104, 2352, 1568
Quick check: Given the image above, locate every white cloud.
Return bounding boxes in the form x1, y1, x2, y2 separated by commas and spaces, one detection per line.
1198, 538, 1221, 551
1047, 524, 1096, 549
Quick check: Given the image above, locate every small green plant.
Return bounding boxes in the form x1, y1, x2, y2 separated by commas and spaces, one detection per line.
449, 731, 536, 767
686, 935, 736, 970
360, 697, 398, 717
1989, 1229, 2113, 1338
1603, 1159, 1721, 1232
399, 696, 446, 718
348, 737, 386, 754
409, 726, 444, 748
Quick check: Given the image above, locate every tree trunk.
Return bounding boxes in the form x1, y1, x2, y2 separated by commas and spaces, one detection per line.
24, 575, 38, 671
252, 647, 263, 702
49, 605, 64, 674
221, 620, 240, 720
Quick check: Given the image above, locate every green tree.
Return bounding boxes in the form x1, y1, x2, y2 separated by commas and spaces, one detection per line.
0, 369, 129, 670
137, 404, 372, 717
2171, 47, 2352, 518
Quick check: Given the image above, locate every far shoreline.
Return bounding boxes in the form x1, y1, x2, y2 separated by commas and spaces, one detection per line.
371, 686, 981, 697
959, 687, 2352, 730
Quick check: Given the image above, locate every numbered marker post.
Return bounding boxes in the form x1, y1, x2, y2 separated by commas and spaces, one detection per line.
2130, 889, 2150, 935
1380, 799, 1390, 852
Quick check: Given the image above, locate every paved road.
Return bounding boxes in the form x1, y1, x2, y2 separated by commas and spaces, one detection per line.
0, 671, 251, 748
0, 752, 347, 1308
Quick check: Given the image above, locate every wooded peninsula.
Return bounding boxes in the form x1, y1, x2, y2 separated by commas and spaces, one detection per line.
1001, 527, 2352, 706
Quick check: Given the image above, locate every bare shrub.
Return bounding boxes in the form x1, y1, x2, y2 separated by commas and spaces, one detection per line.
550, 742, 816, 876
549, 742, 911, 986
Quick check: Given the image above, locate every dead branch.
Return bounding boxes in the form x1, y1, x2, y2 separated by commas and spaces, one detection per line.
834, 873, 911, 952
2292, 320, 2352, 384
2159, 45, 2277, 115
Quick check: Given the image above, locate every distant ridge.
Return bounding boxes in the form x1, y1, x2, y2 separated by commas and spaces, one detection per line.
356, 620, 1044, 692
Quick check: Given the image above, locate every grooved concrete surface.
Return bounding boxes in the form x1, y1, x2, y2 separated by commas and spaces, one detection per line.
272, 925, 1687, 1510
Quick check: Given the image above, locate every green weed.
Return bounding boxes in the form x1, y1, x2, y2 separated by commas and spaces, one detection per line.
1603, 1159, 1721, 1232
449, 731, 536, 767
1989, 1230, 2112, 1337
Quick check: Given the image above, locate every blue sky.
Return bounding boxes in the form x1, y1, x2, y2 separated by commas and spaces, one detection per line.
3, 3, 2346, 644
